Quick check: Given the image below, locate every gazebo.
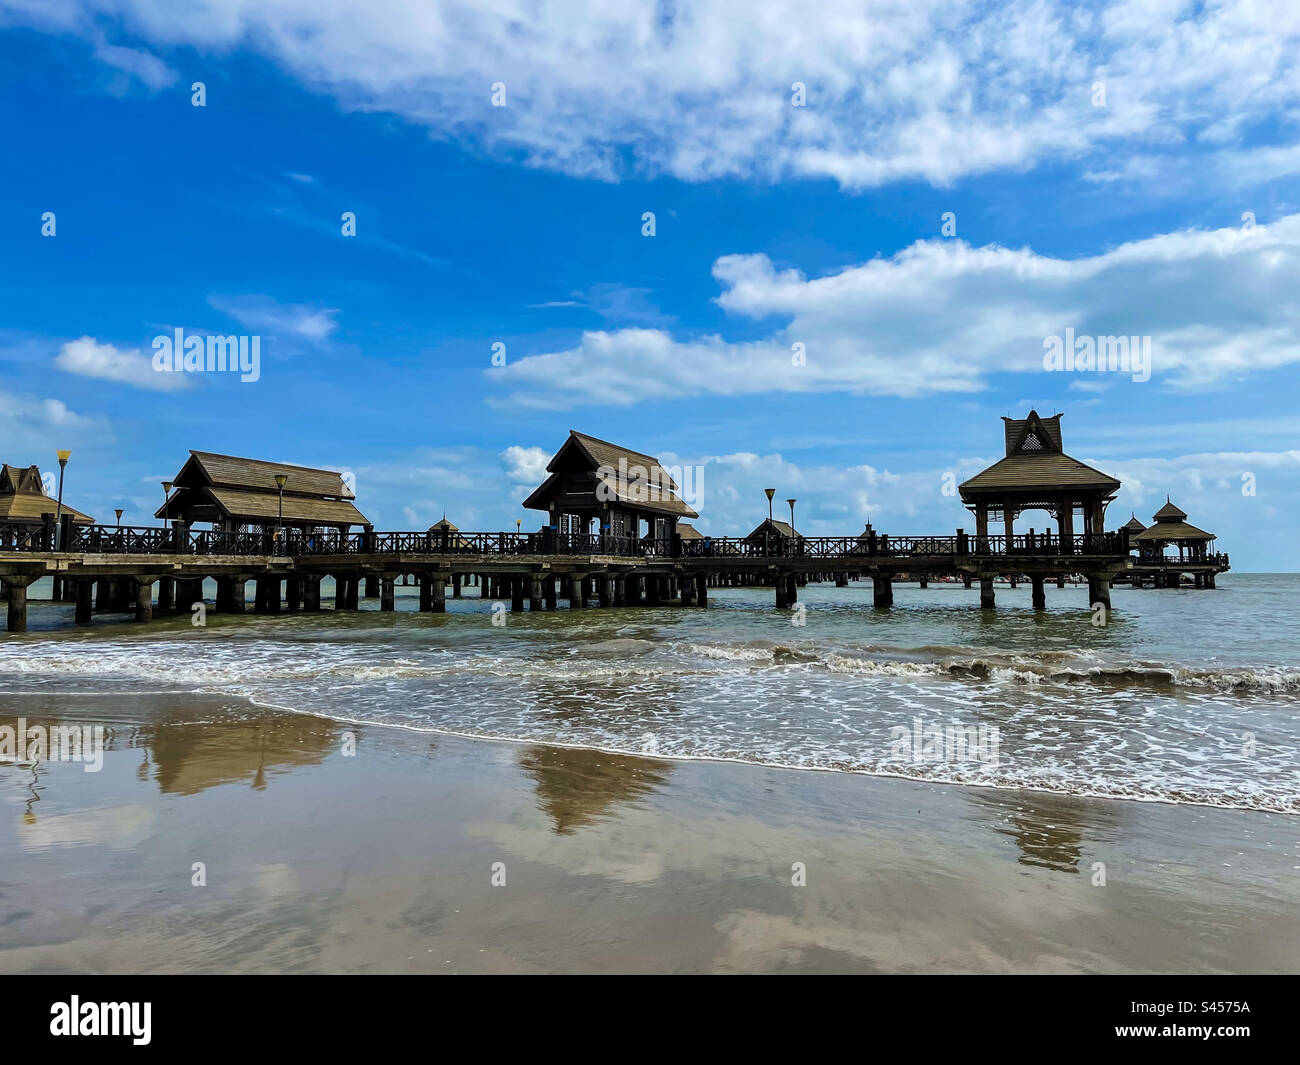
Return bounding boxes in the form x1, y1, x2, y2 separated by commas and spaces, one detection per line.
523, 431, 698, 551
1131, 498, 1217, 570
156, 451, 368, 535
1121, 513, 1147, 539
958, 411, 1121, 549
0, 463, 93, 525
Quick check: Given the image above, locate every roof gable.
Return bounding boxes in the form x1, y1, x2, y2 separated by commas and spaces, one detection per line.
187, 451, 355, 499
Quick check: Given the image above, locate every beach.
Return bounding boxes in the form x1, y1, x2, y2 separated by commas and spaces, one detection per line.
3, 688, 1297, 974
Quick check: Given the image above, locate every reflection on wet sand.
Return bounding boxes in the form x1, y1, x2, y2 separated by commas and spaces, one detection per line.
518, 744, 672, 834
971, 788, 1123, 873
146, 713, 339, 794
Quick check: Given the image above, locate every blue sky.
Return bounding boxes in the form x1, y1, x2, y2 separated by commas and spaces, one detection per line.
1, 1, 1299, 568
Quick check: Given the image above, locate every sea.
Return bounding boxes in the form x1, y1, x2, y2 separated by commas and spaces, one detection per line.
2, 573, 1297, 814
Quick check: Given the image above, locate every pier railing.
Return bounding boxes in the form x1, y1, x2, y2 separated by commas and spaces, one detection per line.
3, 520, 1131, 562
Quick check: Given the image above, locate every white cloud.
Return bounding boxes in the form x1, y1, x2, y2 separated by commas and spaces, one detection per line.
5, 0, 1300, 189
54, 336, 189, 391
500, 445, 550, 485
489, 214, 1300, 406
208, 295, 339, 341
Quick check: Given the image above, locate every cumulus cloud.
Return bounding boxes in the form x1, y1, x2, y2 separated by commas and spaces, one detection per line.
488, 214, 1300, 407
500, 445, 550, 485
54, 336, 189, 391
4, 0, 1300, 189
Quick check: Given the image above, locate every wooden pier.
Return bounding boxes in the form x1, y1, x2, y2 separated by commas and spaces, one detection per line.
0, 519, 1134, 632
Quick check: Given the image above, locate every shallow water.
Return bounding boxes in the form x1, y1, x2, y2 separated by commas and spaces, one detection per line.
2, 573, 1297, 813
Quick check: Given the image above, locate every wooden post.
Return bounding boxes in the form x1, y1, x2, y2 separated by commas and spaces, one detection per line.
95, 578, 109, 611
599, 574, 614, 607
364, 576, 378, 599
135, 578, 155, 623
380, 577, 395, 611
545, 575, 558, 611
1088, 576, 1111, 610
452, 573, 462, 598
1031, 575, 1046, 610
872, 574, 892, 608
345, 576, 359, 610
303, 577, 321, 611
979, 578, 995, 609
962, 575, 972, 589
74, 579, 92, 625
679, 577, 694, 606
786, 573, 798, 606
267, 578, 282, 614
695, 573, 708, 607
430, 573, 446, 613
569, 574, 585, 609
836, 573, 848, 587
418, 574, 432, 611
529, 574, 545, 611
5, 576, 33, 632
510, 575, 525, 611
614, 576, 626, 606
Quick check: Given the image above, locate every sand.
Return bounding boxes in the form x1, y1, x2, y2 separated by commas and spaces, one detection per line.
1, 691, 1297, 974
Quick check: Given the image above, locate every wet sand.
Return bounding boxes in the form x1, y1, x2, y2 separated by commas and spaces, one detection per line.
1, 692, 1297, 974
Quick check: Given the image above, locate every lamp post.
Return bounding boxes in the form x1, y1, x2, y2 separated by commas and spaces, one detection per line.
54, 449, 70, 548
787, 498, 797, 531
274, 474, 288, 545
114, 508, 123, 529
764, 487, 775, 523
161, 481, 173, 529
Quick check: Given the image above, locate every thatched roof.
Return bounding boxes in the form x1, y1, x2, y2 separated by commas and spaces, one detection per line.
1121, 513, 1147, 533
156, 451, 367, 526
960, 411, 1120, 496
0, 463, 94, 523
1133, 497, 1213, 541
746, 517, 799, 540
524, 430, 699, 519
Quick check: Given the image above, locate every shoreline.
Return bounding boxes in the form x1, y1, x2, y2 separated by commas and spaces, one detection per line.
2, 691, 1297, 974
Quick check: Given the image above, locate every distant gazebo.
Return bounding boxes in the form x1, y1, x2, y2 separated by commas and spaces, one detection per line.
156, 451, 368, 534
745, 517, 800, 548
428, 515, 472, 549
523, 431, 698, 549
1131, 498, 1215, 563
1121, 513, 1147, 538
959, 411, 1121, 547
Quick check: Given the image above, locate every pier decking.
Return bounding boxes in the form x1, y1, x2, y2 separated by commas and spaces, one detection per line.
0, 518, 1134, 632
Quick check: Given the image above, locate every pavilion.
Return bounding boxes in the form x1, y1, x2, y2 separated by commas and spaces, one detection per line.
959, 411, 1121, 549
1130, 498, 1225, 588
155, 451, 368, 534
523, 431, 698, 551
0, 463, 93, 525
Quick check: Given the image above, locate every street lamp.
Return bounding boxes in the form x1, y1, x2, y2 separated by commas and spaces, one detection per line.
54, 449, 70, 547
764, 487, 775, 523
161, 481, 173, 530
274, 474, 288, 544
787, 498, 797, 531
114, 508, 123, 529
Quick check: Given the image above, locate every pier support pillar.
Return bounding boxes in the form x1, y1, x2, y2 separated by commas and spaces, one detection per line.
645, 577, 660, 606
452, 574, 462, 599
364, 576, 378, 599
786, 573, 798, 607
430, 573, 446, 613
74, 579, 93, 625
545, 575, 558, 611
963, 575, 972, 589
302, 577, 320, 612
529, 575, 545, 611
1031, 575, 1046, 610
872, 575, 893, 608
567, 576, 584, 609
134, 578, 156, 623
285, 577, 302, 612
979, 578, 995, 609
511, 576, 525, 611
345, 576, 359, 611
695, 573, 709, 607
157, 576, 175, 613
380, 577, 395, 611
268, 578, 283, 613
109, 578, 130, 611
624, 575, 641, 606
613, 576, 626, 606
418, 574, 432, 612
5, 576, 33, 632
775, 573, 789, 609
1057, 575, 1066, 588
95, 578, 109, 611
919, 576, 928, 589
1087, 576, 1111, 611
679, 577, 695, 606
599, 574, 614, 607
836, 573, 848, 587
